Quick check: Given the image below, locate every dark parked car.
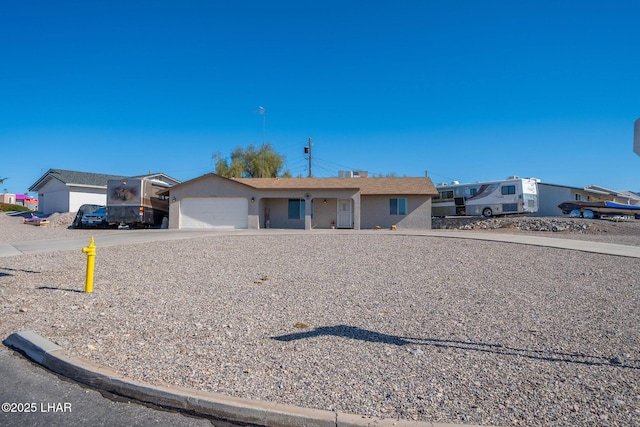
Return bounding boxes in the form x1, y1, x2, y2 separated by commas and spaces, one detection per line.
80, 207, 107, 228
72, 204, 102, 228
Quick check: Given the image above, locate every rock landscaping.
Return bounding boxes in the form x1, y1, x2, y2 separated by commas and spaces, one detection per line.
1, 212, 639, 426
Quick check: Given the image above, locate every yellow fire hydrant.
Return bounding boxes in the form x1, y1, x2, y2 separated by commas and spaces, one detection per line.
82, 237, 96, 293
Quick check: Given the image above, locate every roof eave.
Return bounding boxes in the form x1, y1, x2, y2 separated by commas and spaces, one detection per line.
67, 183, 108, 190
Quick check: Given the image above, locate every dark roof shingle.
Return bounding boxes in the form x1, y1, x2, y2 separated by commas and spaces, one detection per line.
29, 169, 128, 191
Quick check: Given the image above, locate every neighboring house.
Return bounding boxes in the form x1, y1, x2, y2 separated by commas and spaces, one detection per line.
582, 185, 640, 205
164, 173, 438, 230
29, 169, 180, 215
15, 194, 38, 211
0, 193, 16, 205
537, 182, 640, 216
536, 183, 594, 216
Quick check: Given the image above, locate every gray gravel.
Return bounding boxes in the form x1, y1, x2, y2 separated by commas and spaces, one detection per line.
1, 213, 639, 426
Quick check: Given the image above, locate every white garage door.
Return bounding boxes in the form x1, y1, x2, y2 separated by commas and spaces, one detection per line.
180, 198, 248, 229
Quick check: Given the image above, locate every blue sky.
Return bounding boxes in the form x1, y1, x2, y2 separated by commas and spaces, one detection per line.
1, 1, 639, 195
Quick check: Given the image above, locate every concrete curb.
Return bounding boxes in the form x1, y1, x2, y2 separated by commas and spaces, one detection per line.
3, 331, 482, 427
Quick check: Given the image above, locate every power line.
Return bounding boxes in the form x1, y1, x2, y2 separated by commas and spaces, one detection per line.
426, 170, 457, 183
312, 156, 362, 173
312, 163, 338, 178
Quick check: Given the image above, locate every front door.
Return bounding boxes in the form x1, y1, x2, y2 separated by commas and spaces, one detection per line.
337, 199, 352, 228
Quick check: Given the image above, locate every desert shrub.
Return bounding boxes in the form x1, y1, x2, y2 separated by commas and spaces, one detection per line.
0, 203, 31, 212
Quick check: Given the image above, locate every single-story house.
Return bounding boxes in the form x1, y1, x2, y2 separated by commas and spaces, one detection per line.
0, 193, 16, 205
29, 168, 180, 215
536, 183, 595, 216
164, 173, 439, 230
16, 194, 39, 211
582, 185, 640, 205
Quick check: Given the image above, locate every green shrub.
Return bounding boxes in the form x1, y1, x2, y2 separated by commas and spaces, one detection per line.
0, 203, 31, 212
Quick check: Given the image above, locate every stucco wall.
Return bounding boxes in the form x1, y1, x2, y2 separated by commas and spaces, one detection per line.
360, 195, 432, 229
168, 175, 258, 229
260, 198, 304, 229
0, 194, 16, 204
37, 180, 70, 214
536, 184, 591, 217
37, 180, 108, 214
310, 198, 337, 229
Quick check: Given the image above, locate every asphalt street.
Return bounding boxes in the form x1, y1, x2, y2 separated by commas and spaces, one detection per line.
0, 348, 215, 427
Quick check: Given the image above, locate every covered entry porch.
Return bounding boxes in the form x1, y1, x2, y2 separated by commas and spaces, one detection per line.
256, 194, 360, 230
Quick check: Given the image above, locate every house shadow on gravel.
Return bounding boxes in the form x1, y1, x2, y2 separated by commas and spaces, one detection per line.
272, 324, 640, 370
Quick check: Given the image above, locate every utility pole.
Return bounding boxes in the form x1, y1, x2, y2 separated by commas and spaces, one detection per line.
304, 137, 313, 177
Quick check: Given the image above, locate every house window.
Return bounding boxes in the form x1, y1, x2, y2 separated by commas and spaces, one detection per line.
501, 185, 516, 195
288, 199, 305, 219
575, 194, 582, 201
390, 198, 407, 215
439, 190, 454, 199
288, 199, 313, 219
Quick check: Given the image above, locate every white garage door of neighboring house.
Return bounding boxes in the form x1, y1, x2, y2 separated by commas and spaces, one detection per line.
180, 198, 248, 229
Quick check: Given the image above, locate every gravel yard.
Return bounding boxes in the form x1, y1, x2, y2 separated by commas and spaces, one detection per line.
1, 212, 639, 426
432, 216, 640, 247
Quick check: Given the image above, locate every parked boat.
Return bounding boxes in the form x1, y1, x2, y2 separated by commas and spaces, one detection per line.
558, 201, 640, 218
23, 213, 49, 226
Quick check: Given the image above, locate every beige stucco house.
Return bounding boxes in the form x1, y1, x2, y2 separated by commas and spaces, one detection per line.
165, 173, 438, 230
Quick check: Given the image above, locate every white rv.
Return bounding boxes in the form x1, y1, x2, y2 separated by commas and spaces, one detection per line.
432, 177, 539, 217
